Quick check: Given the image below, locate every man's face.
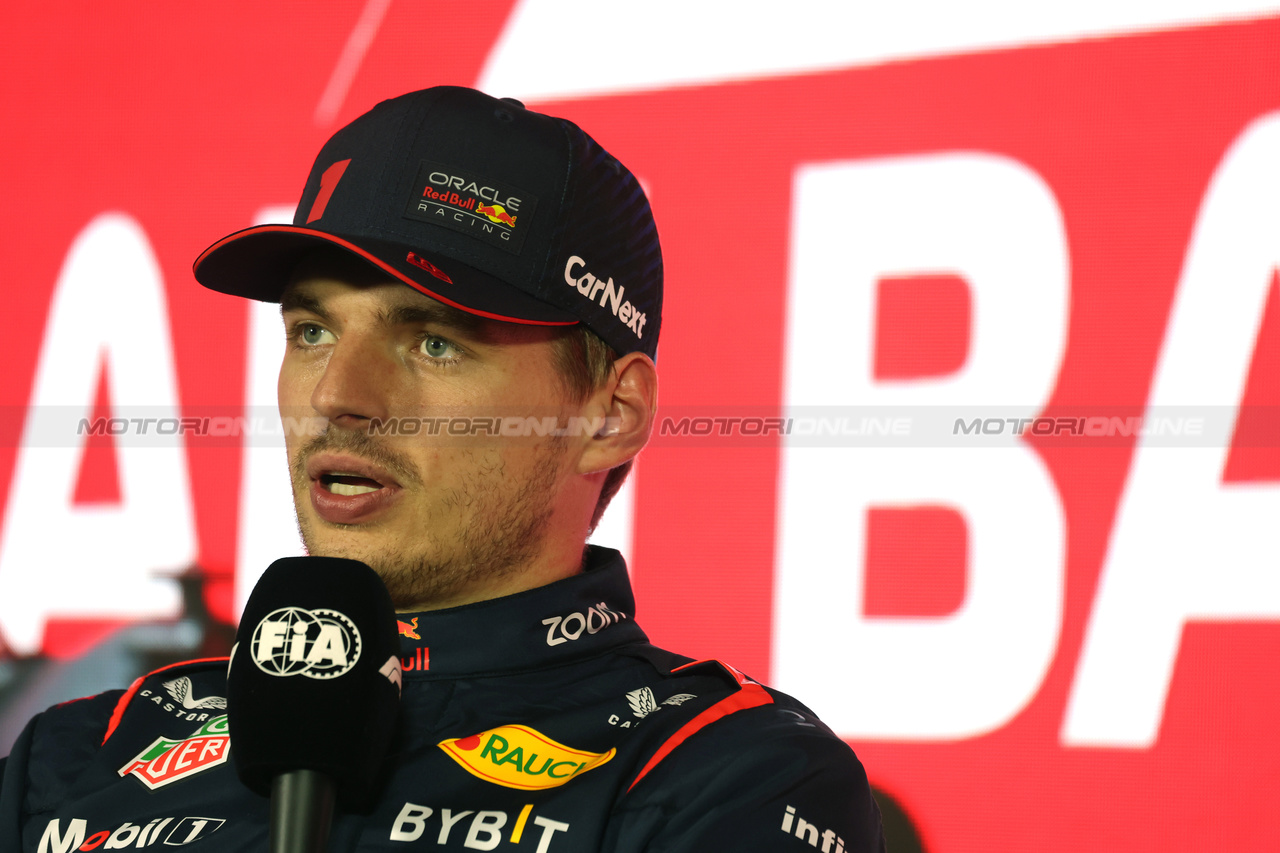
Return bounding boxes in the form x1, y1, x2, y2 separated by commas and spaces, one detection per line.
278, 262, 584, 610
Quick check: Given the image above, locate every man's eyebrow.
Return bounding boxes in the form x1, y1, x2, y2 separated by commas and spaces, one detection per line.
279, 287, 491, 338
280, 290, 330, 320
380, 303, 486, 336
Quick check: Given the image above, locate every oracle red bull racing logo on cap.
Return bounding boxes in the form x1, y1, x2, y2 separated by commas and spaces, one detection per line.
404, 160, 537, 254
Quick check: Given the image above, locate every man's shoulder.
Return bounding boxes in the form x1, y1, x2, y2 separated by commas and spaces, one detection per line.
24, 657, 229, 764
25, 689, 124, 738
620, 645, 844, 729
611, 647, 865, 783
602, 647, 885, 852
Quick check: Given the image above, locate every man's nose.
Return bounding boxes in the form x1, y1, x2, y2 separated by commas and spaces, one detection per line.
309, 334, 395, 428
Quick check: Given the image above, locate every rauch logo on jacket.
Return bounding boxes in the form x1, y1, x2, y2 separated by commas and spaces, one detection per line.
438, 725, 615, 791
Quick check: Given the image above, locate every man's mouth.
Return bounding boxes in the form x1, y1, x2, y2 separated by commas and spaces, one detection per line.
320, 473, 385, 496
305, 454, 405, 524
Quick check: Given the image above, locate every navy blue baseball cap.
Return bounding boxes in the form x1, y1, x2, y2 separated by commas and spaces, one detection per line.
194, 86, 662, 359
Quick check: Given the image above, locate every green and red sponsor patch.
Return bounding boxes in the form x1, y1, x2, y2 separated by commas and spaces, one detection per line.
118, 715, 230, 790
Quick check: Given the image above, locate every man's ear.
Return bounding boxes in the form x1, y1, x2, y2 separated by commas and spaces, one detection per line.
576, 352, 657, 475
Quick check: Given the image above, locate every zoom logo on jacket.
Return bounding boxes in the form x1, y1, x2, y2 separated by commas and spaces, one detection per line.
541, 601, 628, 646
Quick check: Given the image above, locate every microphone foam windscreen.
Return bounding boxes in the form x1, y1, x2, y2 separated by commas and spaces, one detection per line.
228, 556, 402, 808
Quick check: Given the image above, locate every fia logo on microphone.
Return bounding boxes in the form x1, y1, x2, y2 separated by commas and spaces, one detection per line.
249, 607, 362, 679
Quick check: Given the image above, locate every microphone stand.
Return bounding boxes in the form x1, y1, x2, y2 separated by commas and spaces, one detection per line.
270, 769, 336, 853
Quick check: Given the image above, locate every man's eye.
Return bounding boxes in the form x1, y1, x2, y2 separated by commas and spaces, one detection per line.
299, 324, 334, 345
419, 335, 460, 360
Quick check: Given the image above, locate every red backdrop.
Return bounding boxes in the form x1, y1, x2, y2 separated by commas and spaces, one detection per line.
2, 4, 1278, 850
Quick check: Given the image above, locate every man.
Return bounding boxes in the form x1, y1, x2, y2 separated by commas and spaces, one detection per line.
0, 86, 884, 851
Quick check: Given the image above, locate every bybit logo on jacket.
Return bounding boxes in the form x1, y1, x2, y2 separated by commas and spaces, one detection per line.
564, 256, 648, 339
390, 802, 570, 849
438, 725, 615, 790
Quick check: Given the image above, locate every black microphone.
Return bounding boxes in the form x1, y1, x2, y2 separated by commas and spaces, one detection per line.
228, 557, 402, 853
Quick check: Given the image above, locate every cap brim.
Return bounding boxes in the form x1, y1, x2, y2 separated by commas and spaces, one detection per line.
193, 225, 578, 326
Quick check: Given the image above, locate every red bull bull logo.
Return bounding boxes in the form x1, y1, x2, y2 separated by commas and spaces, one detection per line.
398, 617, 429, 672
477, 203, 517, 228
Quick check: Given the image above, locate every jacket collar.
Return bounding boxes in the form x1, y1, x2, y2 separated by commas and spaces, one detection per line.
393, 546, 647, 678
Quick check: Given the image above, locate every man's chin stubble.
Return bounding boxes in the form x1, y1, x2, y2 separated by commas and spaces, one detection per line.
291, 441, 564, 610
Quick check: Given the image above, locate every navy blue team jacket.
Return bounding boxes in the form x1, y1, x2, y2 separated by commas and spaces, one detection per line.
0, 548, 885, 851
